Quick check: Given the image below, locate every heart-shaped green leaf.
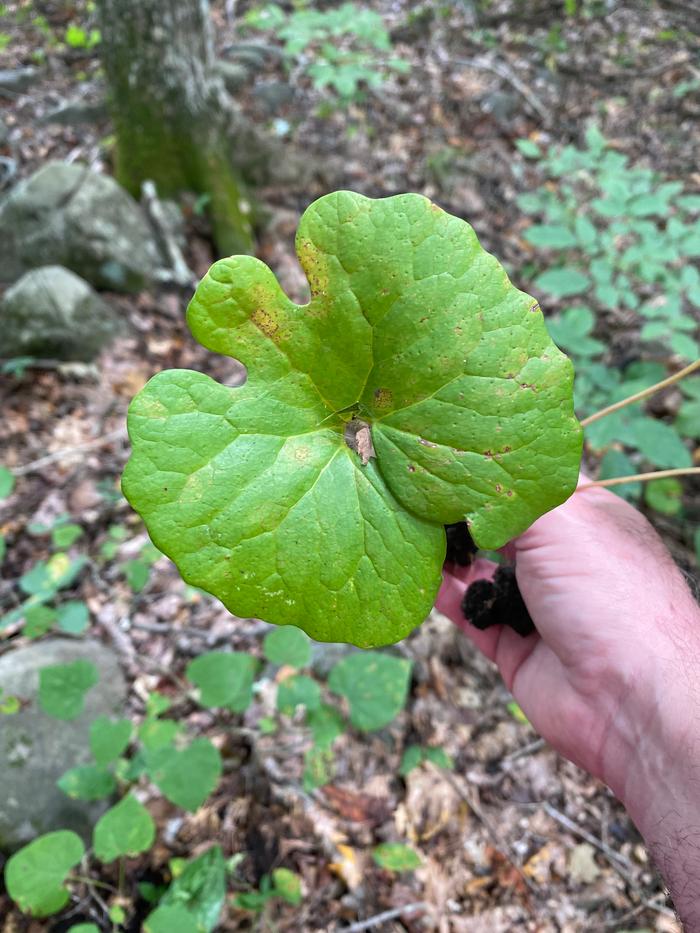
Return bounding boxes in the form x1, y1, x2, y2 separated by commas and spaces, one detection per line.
58, 764, 116, 800
123, 191, 581, 646
39, 659, 99, 720
93, 794, 155, 862
186, 651, 258, 712
90, 716, 133, 765
263, 625, 311, 668
145, 738, 222, 812
328, 651, 411, 731
5, 830, 84, 917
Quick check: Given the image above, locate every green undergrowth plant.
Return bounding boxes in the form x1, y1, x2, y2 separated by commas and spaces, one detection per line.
0, 503, 168, 637
4, 629, 438, 924
0, 511, 89, 637
243, 2, 408, 108
123, 190, 583, 646
517, 124, 700, 361
516, 127, 700, 522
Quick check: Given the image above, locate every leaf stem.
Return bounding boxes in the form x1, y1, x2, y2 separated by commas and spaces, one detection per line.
580, 358, 700, 427
68, 874, 118, 892
579, 467, 700, 490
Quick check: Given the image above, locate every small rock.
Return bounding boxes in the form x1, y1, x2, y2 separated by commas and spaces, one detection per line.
40, 101, 109, 126
215, 60, 249, 94
0, 67, 40, 95
568, 842, 601, 884
0, 638, 127, 852
253, 81, 296, 114
0, 161, 161, 290
0, 116, 9, 147
0, 266, 120, 361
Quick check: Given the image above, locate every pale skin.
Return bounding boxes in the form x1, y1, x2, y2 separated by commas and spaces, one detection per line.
437, 480, 700, 928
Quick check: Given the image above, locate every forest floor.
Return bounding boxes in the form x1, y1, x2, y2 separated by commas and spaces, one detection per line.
1, 0, 699, 930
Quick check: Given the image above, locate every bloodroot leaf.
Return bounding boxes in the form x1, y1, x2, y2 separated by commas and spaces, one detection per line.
122, 191, 581, 647
5, 830, 84, 917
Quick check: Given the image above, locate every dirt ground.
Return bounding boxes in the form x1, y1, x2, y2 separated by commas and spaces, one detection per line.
1, 0, 699, 929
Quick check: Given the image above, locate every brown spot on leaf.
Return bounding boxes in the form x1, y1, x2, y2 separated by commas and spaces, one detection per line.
530, 302, 541, 313
251, 308, 279, 340
495, 483, 502, 493
373, 387, 393, 409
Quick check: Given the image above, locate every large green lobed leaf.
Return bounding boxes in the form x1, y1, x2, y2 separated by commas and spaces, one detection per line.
123, 192, 581, 646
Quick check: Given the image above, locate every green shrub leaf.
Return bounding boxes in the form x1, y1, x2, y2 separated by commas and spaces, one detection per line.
263, 625, 311, 668
160, 846, 226, 931
5, 830, 84, 916
644, 477, 683, 516
534, 266, 590, 297
523, 224, 577, 249
93, 794, 155, 862
0, 466, 15, 499
139, 718, 181, 751
306, 703, 345, 748
145, 738, 222, 812
186, 651, 258, 712
122, 192, 581, 647
51, 523, 83, 549
145, 905, 199, 933
90, 716, 133, 765
24, 604, 57, 638
277, 674, 321, 714
58, 764, 116, 800
56, 600, 90, 634
20, 554, 86, 599
399, 744, 453, 776
271, 867, 302, 905
372, 842, 421, 871
39, 659, 99, 720
328, 651, 411, 730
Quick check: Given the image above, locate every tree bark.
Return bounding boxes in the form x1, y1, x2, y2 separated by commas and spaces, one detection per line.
96, 0, 254, 256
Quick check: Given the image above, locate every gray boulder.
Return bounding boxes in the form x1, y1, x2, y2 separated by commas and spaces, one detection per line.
0, 266, 120, 361
0, 638, 127, 853
0, 67, 39, 95
0, 161, 161, 291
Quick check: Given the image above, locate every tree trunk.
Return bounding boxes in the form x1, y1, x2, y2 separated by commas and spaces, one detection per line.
96, 0, 254, 256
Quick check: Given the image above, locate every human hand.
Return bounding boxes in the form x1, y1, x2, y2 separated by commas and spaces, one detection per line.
438, 481, 700, 924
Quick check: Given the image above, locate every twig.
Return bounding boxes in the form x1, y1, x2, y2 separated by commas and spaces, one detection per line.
538, 801, 633, 872
442, 51, 550, 124
141, 179, 198, 289
442, 769, 538, 897
127, 618, 238, 648
12, 428, 126, 476
502, 737, 546, 764
580, 467, 700, 490
581, 358, 700, 427
340, 902, 429, 933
